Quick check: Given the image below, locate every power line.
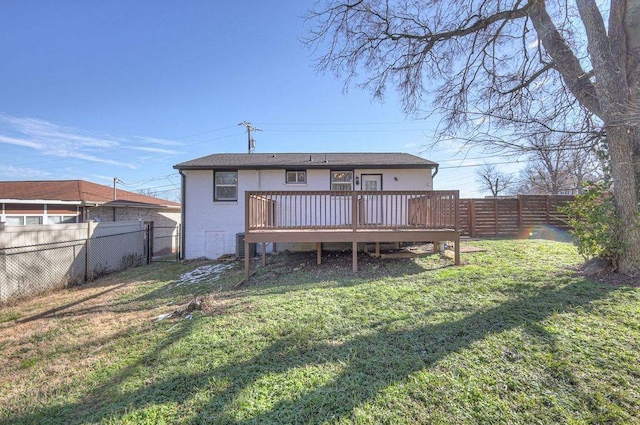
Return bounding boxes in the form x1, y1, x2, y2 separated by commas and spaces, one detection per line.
439, 159, 525, 169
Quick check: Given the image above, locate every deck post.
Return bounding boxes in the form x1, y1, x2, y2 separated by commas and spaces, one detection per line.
454, 191, 461, 265
261, 242, 266, 266
375, 242, 380, 258
316, 242, 322, 265
244, 238, 250, 282
244, 191, 250, 282
352, 191, 358, 273
352, 241, 358, 272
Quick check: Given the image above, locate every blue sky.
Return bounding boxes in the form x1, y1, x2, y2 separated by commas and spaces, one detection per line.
0, 1, 513, 199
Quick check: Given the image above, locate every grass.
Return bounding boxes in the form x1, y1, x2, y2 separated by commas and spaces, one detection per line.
0, 239, 639, 424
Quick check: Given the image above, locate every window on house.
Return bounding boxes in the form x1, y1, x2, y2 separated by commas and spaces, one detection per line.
331, 171, 353, 191
25, 216, 43, 225
48, 215, 77, 224
4, 216, 24, 225
214, 171, 238, 201
286, 170, 307, 184
2, 216, 46, 225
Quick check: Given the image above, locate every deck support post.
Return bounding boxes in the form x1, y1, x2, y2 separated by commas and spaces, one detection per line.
316, 242, 322, 265
375, 242, 380, 258
244, 238, 250, 282
244, 191, 250, 282
352, 240, 358, 273
261, 242, 266, 266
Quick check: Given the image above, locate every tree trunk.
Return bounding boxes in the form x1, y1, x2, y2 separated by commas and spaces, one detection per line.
606, 127, 640, 273
562, 0, 640, 273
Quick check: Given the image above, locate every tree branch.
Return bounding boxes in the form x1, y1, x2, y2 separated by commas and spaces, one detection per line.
528, 0, 602, 118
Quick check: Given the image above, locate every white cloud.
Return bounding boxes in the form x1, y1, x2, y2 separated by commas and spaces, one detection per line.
0, 164, 52, 179
0, 113, 182, 170
134, 136, 185, 147
128, 146, 182, 155
0, 134, 46, 150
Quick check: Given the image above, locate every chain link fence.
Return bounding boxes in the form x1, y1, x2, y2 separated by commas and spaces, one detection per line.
0, 221, 153, 303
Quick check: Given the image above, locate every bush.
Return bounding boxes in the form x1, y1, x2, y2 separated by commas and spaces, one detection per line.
561, 182, 624, 266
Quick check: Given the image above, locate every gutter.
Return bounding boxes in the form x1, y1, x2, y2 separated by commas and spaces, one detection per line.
431, 165, 439, 179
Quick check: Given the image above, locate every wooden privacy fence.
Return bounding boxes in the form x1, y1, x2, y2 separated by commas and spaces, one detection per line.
458, 195, 574, 237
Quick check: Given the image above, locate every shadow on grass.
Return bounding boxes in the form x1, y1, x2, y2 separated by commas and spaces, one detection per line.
3, 277, 618, 425
15, 281, 133, 324
11, 261, 242, 322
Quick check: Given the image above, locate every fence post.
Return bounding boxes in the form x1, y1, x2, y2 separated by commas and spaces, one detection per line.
517, 195, 523, 237
546, 195, 551, 224
84, 221, 90, 282
144, 222, 151, 264
469, 199, 476, 238
84, 220, 96, 282
494, 197, 498, 237
0, 223, 5, 303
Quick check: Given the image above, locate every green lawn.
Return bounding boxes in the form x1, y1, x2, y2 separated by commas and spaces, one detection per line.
1, 239, 639, 424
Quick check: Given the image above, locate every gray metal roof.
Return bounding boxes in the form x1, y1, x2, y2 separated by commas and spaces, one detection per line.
174, 153, 438, 170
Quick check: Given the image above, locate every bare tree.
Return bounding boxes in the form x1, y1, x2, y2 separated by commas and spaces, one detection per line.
136, 188, 181, 203
512, 133, 602, 194
476, 163, 514, 196
306, 0, 640, 273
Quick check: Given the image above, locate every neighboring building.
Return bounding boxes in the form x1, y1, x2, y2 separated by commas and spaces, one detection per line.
174, 152, 439, 259
0, 180, 181, 256
0, 180, 180, 226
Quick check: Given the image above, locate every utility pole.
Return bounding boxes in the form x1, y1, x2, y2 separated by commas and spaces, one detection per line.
238, 121, 261, 154
113, 177, 122, 200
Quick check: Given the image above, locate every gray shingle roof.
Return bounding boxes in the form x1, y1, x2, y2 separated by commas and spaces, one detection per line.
174, 153, 437, 170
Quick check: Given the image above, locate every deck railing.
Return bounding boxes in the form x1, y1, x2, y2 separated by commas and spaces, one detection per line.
246, 190, 459, 231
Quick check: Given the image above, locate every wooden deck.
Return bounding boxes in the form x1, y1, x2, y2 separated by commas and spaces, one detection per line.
244, 190, 461, 281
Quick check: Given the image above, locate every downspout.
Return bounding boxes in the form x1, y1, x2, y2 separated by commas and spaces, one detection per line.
179, 169, 186, 260
431, 165, 439, 189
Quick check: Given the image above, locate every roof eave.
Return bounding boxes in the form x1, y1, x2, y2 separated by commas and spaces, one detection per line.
174, 164, 437, 171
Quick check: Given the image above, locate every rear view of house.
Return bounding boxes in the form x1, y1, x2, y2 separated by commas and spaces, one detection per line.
174, 152, 442, 260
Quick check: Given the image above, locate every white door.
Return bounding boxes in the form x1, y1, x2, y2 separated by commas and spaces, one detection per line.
362, 175, 381, 191
361, 175, 382, 224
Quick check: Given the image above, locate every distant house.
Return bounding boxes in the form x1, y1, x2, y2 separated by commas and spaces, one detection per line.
0, 180, 180, 227
174, 152, 443, 260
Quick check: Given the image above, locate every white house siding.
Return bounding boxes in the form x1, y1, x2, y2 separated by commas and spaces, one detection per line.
183, 168, 434, 259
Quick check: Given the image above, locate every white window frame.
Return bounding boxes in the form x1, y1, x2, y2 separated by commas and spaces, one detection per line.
214, 171, 238, 201
286, 170, 307, 185
47, 215, 78, 224
2, 215, 46, 225
330, 171, 354, 191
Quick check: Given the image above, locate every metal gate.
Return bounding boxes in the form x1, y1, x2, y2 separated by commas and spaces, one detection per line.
145, 222, 181, 262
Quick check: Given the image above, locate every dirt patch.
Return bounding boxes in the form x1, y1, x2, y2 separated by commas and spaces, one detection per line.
573, 258, 640, 287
